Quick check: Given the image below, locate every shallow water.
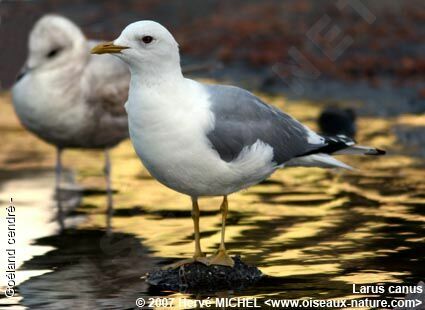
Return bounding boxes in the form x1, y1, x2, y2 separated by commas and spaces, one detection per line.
0, 92, 424, 309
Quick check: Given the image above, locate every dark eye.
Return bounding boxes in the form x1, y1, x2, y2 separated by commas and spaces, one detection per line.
142, 36, 153, 44
47, 48, 62, 58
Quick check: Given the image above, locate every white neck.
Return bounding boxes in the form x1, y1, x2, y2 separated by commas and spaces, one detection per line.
128, 60, 185, 93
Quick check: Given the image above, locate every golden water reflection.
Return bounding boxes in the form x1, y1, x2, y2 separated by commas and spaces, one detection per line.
0, 91, 424, 308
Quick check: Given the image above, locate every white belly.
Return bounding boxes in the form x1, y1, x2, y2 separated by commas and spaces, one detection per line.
12, 73, 91, 147
126, 80, 277, 197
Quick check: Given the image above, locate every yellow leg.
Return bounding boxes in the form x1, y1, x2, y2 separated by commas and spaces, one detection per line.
192, 197, 206, 260
163, 197, 208, 269
209, 196, 235, 267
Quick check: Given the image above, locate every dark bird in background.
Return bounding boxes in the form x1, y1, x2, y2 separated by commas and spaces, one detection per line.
318, 106, 357, 139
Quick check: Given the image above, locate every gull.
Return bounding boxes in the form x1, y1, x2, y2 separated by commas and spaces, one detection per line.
11, 15, 129, 232
12, 15, 212, 233
92, 21, 385, 267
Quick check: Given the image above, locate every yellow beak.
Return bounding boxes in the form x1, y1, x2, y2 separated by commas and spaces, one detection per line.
91, 41, 129, 54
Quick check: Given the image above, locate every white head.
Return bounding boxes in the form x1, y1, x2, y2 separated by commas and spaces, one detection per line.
23, 14, 88, 73
91, 21, 181, 77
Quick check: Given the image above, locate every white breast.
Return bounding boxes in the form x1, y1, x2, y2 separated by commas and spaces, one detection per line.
12, 71, 90, 146
126, 78, 277, 197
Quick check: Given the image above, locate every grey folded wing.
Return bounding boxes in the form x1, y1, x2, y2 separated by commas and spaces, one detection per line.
205, 85, 326, 164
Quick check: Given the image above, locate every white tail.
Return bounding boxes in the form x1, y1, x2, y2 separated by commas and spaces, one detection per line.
286, 153, 353, 170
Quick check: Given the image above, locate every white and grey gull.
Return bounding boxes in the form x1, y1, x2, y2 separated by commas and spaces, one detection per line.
92, 20, 385, 267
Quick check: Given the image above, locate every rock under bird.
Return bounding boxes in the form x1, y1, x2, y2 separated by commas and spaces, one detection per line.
91, 21, 385, 267
12, 14, 130, 232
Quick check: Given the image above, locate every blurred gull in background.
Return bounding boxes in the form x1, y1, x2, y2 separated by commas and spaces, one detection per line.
92, 20, 385, 268
11, 14, 216, 234
12, 15, 130, 233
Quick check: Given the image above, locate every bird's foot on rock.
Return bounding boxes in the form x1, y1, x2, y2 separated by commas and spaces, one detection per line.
162, 250, 235, 270
162, 256, 209, 270
208, 249, 235, 267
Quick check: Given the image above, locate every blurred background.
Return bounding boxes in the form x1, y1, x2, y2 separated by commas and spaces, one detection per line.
0, 0, 424, 309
